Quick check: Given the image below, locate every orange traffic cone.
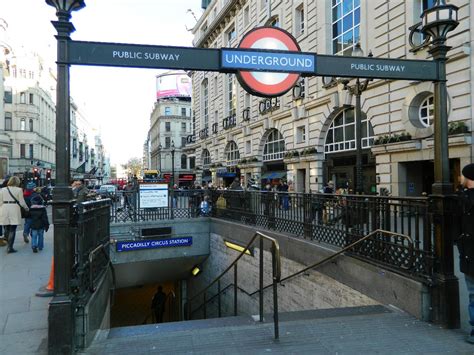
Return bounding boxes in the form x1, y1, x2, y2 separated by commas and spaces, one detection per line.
46, 258, 54, 291
36, 257, 54, 297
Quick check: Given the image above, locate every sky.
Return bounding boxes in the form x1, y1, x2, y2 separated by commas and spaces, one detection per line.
1, 0, 203, 166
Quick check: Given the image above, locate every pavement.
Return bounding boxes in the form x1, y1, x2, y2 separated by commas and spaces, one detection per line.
0, 209, 53, 355
0, 205, 473, 354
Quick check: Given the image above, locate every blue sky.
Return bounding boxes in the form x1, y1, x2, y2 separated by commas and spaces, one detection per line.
2, 0, 202, 165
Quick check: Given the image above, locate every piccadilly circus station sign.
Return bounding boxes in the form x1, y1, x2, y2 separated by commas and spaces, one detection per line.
221, 27, 314, 97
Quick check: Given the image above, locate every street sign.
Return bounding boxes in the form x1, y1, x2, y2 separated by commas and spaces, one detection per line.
233, 27, 306, 97
68, 40, 439, 85
68, 40, 220, 71
116, 237, 193, 252
316, 55, 437, 81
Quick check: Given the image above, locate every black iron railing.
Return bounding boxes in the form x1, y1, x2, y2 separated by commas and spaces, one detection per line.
108, 189, 434, 281
71, 199, 112, 305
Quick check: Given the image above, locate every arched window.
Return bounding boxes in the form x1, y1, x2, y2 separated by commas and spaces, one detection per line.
201, 79, 209, 128
419, 95, 434, 128
225, 141, 240, 166
324, 109, 374, 153
202, 149, 211, 167
263, 129, 285, 161
181, 154, 187, 169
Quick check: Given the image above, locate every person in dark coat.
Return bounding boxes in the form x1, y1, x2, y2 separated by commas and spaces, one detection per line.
29, 195, 49, 253
456, 163, 474, 343
151, 286, 167, 323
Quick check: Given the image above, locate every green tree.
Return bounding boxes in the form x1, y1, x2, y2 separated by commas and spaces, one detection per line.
121, 157, 142, 178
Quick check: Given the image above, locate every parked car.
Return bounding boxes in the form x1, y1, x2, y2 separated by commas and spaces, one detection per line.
98, 184, 118, 201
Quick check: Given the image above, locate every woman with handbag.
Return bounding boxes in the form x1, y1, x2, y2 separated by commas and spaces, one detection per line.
0, 176, 29, 253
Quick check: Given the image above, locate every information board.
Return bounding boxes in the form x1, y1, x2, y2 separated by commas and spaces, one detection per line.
139, 183, 168, 208
116, 237, 193, 252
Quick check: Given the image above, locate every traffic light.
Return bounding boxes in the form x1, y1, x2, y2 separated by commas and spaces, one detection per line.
46, 169, 51, 181
33, 168, 39, 181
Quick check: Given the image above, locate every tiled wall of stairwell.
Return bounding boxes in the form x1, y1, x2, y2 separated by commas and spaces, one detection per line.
187, 233, 377, 320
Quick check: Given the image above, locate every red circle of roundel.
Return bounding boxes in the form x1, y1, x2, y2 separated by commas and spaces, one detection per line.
236, 27, 301, 98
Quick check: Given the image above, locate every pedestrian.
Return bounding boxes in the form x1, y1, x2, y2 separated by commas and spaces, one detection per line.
456, 163, 474, 343
23, 181, 39, 244
0, 176, 29, 253
29, 195, 49, 253
0, 175, 10, 247
200, 195, 211, 216
151, 285, 167, 323
74, 179, 89, 203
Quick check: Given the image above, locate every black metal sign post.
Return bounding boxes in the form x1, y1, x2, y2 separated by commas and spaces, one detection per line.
47, 8, 458, 352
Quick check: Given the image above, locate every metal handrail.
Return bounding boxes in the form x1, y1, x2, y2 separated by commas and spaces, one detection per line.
187, 231, 281, 339
190, 230, 413, 315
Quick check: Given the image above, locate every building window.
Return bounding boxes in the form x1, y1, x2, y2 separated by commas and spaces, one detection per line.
20, 118, 26, 131
296, 4, 305, 36
181, 108, 187, 116
20, 92, 26, 104
419, 95, 434, 128
202, 79, 209, 128
4, 89, 12, 103
165, 107, 172, 115
181, 154, 187, 169
263, 129, 286, 161
85, 146, 89, 162
226, 74, 236, 116
213, 76, 218, 95
225, 141, 240, 166
29, 144, 34, 159
5, 112, 12, 131
202, 149, 211, 167
267, 16, 280, 28
181, 137, 186, 147
332, 0, 360, 55
79, 142, 83, 161
189, 156, 196, 169
29, 93, 34, 105
181, 122, 186, 131
324, 108, 374, 153
165, 137, 171, 148
296, 126, 306, 143
72, 138, 77, 158
243, 6, 250, 27
20, 144, 26, 158
165, 122, 171, 132
244, 93, 250, 110
226, 25, 236, 46
29, 119, 34, 132
246, 140, 251, 154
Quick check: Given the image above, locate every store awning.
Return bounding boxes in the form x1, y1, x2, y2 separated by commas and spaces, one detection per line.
261, 172, 286, 180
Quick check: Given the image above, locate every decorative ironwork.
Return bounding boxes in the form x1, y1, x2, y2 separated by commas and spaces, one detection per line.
109, 189, 435, 282
408, 22, 431, 53
222, 113, 236, 130
186, 135, 196, 144
199, 127, 209, 139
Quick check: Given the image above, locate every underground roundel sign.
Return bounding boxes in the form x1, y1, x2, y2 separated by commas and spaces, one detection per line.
234, 27, 302, 98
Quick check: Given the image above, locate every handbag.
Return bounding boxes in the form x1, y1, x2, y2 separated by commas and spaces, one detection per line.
6, 187, 29, 218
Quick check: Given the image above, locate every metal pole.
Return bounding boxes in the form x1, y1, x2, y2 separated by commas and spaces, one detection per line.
234, 264, 238, 316
430, 43, 459, 328
48, 14, 76, 355
354, 80, 363, 195
259, 237, 264, 322
171, 149, 175, 186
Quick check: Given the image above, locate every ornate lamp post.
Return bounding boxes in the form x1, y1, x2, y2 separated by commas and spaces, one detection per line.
420, 0, 459, 328
340, 43, 372, 194
45, 0, 85, 353
171, 140, 175, 187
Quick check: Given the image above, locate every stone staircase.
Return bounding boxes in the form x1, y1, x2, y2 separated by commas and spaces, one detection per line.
82, 305, 472, 354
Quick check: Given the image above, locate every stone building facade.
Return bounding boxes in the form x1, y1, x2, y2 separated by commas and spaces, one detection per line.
148, 71, 195, 185
189, 0, 473, 195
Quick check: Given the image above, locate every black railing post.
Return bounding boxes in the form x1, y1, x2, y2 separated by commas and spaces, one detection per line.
272, 243, 279, 340
234, 264, 238, 316
217, 280, 221, 318
203, 291, 207, 319
259, 237, 264, 322
303, 193, 312, 239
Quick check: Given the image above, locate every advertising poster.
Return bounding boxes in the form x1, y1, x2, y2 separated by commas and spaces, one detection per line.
156, 71, 192, 99
139, 183, 168, 208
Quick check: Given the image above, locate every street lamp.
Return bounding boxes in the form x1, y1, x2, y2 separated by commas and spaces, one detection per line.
340, 43, 372, 194
171, 140, 175, 187
420, 0, 459, 328
45, 1, 85, 353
